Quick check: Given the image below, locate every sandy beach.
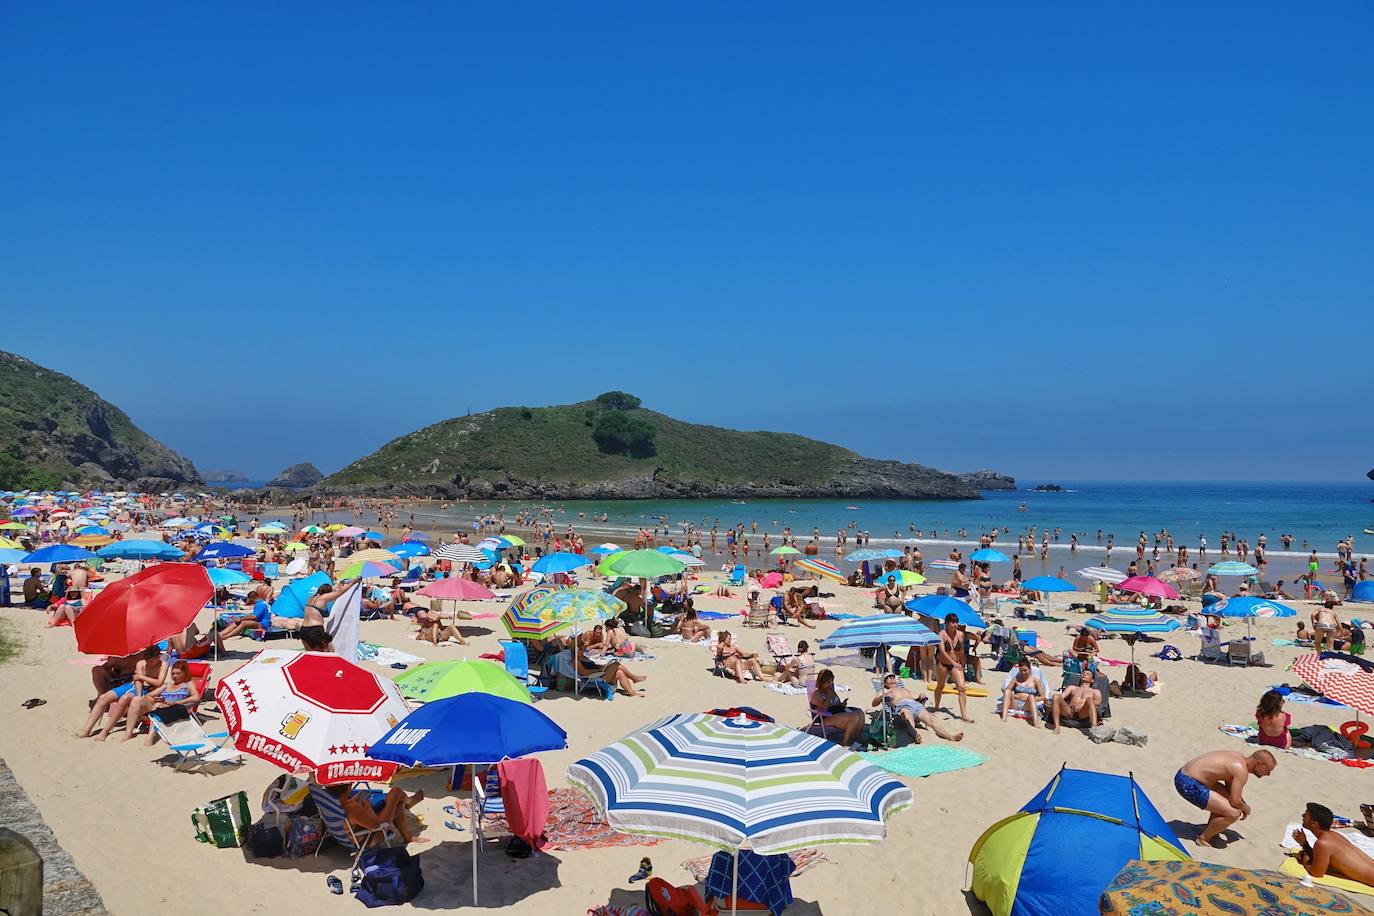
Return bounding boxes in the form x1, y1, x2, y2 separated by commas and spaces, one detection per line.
3, 560, 1371, 915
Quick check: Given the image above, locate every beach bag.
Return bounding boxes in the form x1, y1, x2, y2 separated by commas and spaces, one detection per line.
261, 773, 310, 818
192, 790, 253, 848
354, 847, 424, 907
248, 821, 284, 859
285, 815, 323, 858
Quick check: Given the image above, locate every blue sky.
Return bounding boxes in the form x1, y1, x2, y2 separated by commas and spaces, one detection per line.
2, 4, 1371, 481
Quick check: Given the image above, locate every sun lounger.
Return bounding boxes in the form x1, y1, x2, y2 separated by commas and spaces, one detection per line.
309, 782, 400, 869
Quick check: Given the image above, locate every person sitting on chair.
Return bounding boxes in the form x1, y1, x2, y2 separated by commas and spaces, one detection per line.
331, 783, 428, 846
1000, 660, 1046, 727
875, 674, 963, 742
1052, 666, 1101, 734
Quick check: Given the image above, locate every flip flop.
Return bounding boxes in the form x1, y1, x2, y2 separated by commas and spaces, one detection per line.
22, 698, 46, 709
442, 804, 460, 816
444, 820, 465, 832
327, 876, 343, 894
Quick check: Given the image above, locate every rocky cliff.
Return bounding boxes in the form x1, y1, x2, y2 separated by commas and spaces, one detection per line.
0, 351, 202, 490
268, 462, 324, 489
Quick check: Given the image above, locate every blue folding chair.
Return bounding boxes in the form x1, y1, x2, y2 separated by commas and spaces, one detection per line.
499, 640, 547, 700
728, 565, 746, 587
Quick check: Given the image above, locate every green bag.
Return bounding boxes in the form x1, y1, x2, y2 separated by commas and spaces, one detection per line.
192, 790, 252, 848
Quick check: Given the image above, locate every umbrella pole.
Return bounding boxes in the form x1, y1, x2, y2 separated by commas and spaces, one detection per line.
732, 848, 740, 916
471, 763, 479, 905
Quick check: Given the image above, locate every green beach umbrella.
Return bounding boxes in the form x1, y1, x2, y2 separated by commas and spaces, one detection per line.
597, 549, 686, 579
770, 545, 801, 556
0, 521, 29, 531
394, 659, 530, 703
872, 569, 926, 587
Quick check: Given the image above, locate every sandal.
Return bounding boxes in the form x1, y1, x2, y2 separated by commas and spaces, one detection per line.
22, 698, 46, 709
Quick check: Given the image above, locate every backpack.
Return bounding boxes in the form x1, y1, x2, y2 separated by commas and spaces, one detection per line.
248, 821, 284, 859
284, 815, 323, 858
354, 847, 425, 907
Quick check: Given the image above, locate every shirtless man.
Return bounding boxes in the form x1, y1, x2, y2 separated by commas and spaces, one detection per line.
1051, 666, 1101, 733
1292, 802, 1374, 885
949, 563, 971, 598
933, 614, 973, 722
1175, 749, 1276, 847
873, 674, 963, 743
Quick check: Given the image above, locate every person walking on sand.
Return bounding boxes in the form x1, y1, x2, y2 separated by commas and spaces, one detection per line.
933, 614, 973, 722
1175, 749, 1276, 848
1292, 802, 1374, 886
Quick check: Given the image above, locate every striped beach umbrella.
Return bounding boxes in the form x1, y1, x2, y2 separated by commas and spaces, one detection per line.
927, 558, 960, 572
845, 549, 892, 563
818, 614, 940, 650
794, 558, 844, 582
508, 584, 571, 617
1321, 673, 1374, 717
501, 588, 624, 640
871, 569, 926, 587
344, 548, 398, 565
1156, 566, 1199, 583
338, 559, 399, 580
567, 712, 913, 854
1077, 566, 1127, 583
433, 543, 489, 564
906, 594, 986, 628
1293, 652, 1373, 695
1208, 561, 1259, 576
1085, 610, 1181, 634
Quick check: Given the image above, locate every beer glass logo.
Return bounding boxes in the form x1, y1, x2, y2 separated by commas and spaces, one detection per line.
280, 710, 311, 739
386, 713, 398, 728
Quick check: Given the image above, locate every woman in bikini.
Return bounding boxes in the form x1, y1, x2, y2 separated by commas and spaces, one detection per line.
810, 668, 866, 749
716, 630, 765, 683
1000, 659, 1045, 726
774, 640, 814, 685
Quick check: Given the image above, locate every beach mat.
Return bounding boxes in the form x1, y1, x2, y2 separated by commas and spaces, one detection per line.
926, 681, 990, 697
696, 611, 735, 621
1279, 856, 1374, 896
861, 745, 985, 778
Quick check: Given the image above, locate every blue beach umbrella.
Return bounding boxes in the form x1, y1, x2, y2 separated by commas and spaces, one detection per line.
905, 594, 987, 628
1353, 581, 1374, 604
1211, 597, 1296, 619
272, 571, 334, 618
388, 541, 430, 559
1085, 611, 1180, 634
97, 540, 184, 561
844, 549, 891, 563
76, 525, 110, 536
1020, 576, 1076, 593
369, 693, 567, 905
361, 531, 385, 540
404, 531, 429, 541
530, 552, 592, 575
207, 567, 252, 587
1208, 561, 1258, 576
818, 614, 939, 652
970, 548, 1009, 564
589, 543, 621, 555
0, 548, 28, 564
24, 544, 97, 565
194, 542, 255, 562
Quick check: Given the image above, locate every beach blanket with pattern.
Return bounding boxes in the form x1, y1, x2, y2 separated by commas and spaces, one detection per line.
682, 848, 828, 883
454, 788, 664, 851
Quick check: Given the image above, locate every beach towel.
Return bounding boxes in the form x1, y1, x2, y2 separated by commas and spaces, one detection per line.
356, 642, 424, 667
764, 682, 808, 695
1270, 684, 1343, 706
1278, 857, 1374, 896
587, 907, 649, 916
498, 758, 549, 852
541, 789, 663, 851
825, 612, 862, 621
695, 611, 735, 621
704, 850, 795, 916
860, 745, 985, 778
683, 848, 827, 883
1273, 639, 1314, 648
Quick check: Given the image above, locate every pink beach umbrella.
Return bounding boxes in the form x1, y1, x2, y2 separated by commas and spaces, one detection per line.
417, 578, 497, 601
1116, 576, 1180, 600
759, 571, 784, 590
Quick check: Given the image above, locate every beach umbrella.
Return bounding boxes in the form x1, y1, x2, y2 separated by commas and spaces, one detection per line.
0, 547, 32, 564
415, 577, 496, 601
207, 567, 252, 587
338, 560, 398, 580
1352, 581, 1374, 603
844, 549, 890, 563
769, 545, 800, 557
70, 534, 113, 548
970, 548, 1009, 563
568, 712, 912, 915
589, 543, 621, 555
1085, 610, 1180, 635
299, 525, 325, 535
333, 525, 366, 538
393, 659, 530, 703
10, 507, 37, 518
217, 649, 410, 785
0, 521, 30, 531
160, 516, 195, 529
906, 594, 986, 628
433, 543, 489, 564
508, 584, 570, 618
1020, 576, 1075, 593
1208, 595, 1296, 643
597, 549, 685, 579
23, 544, 97, 565
927, 559, 960, 572
0, 537, 21, 549
969, 766, 1186, 916
346, 548, 399, 565
1208, 561, 1259, 576
403, 532, 429, 541
360, 531, 384, 540
95, 539, 184, 561
282, 541, 308, 552
388, 541, 429, 559
871, 569, 925, 587
324, 524, 345, 532
194, 542, 255, 562
818, 614, 939, 651
530, 552, 592, 575
1076, 566, 1127, 583
74, 563, 213, 655
1101, 859, 1353, 914
502, 588, 625, 641
271, 571, 334, 618
1156, 566, 1199, 584
76, 525, 110, 536
794, 558, 844, 582
496, 535, 525, 548
672, 553, 705, 568
1321, 672, 1374, 717
368, 693, 567, 904
1293, 652, 1374, 695
1116, 576, 1180, 600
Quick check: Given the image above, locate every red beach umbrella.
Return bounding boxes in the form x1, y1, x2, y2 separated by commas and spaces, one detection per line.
74, 562, 213, 655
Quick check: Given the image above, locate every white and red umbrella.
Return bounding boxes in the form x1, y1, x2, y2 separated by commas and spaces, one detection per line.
1293, 653, 1371, 695
1323, 673, 1374, 717
216, 649, 410, 785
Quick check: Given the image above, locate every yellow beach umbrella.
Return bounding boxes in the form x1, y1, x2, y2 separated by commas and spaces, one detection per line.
348, 548, 399, 564
71, 534, 114, 548
0, 537, 20, 549
324, 524, 346, 532
283, 541, 308, 552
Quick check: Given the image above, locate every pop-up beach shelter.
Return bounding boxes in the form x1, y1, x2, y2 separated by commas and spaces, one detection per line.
968, 766, 1187, 916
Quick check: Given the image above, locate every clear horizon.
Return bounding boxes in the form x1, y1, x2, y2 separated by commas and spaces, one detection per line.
3, 6, 1371, 481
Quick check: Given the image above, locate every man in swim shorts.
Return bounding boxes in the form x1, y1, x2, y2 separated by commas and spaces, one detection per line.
872, 674, 963, 743
1176, 749, 1276, 847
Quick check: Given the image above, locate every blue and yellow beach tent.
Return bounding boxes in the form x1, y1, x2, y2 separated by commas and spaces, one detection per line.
969, 766, 1188, 916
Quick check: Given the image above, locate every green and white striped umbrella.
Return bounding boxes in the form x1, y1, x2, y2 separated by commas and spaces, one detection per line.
567, 712, 913, 854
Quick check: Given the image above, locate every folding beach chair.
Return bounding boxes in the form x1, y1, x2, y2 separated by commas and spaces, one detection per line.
802, 678, 846, 744
550, 649, 613, 700
728, 565, 746, 587
765, 634, 794, 668
149, 714, 242, 772
309, 782, 400, 870
498, 640, 547, 700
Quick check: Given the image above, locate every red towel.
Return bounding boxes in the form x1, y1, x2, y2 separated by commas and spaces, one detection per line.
498, 758, 549, 850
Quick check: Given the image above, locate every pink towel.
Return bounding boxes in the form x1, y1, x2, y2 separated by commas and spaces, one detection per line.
498, 757, 550, 851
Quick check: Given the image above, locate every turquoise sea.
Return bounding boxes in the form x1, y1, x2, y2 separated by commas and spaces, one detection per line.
421, 481, 1372, 563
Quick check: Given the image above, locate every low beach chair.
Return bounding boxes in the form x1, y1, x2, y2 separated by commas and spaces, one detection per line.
150, 714, 242, 772
765, 634, 794, 668
550, 649, 613, 699
744, 599, 772, 628
802, 678, 845, 744
499, 640, 547, 700
728, 565, 746, 587
309, 782, 400, 870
